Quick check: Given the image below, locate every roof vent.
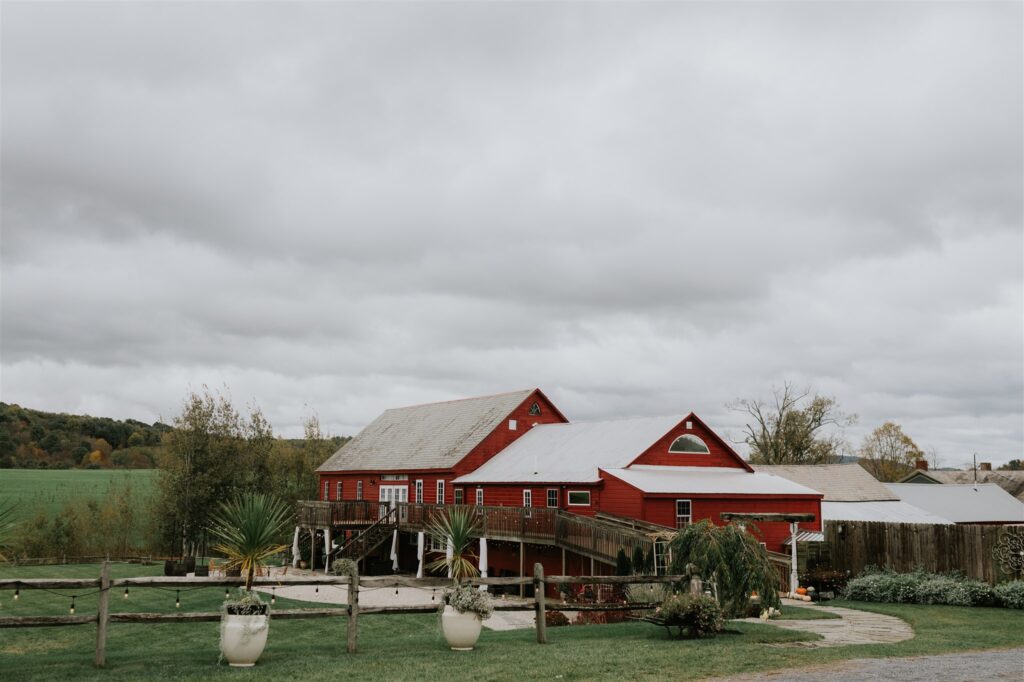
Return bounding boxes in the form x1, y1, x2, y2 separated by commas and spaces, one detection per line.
509, 419, 517, 431
685, 421, 693, 430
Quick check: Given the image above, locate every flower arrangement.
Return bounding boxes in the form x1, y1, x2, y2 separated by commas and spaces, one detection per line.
441, 584, 494, 619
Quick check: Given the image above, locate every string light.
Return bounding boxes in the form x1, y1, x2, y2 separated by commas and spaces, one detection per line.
271, 589, 276, 605
395, 587, 399, 596
13, 586, 19, 600
175, 590, 181, 609
315, 586, 319, 594
431, 589, 436, 602
225, 588, 230, 599
70, 597, 76, 615
123, 588, 130, 600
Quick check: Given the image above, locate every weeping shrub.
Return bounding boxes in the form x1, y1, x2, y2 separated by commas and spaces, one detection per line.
667, 520, 780, 617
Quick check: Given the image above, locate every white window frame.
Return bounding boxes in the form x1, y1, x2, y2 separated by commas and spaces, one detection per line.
547, 488, 558, 508
429, 534, 446, 552
509, 419, 517, 430
523, 489, 532, 518
381, 474, 409, 481
336, 481, 343, 500
675, 499, 692, 528
653, 540, 669, 575
475, 488, 484, 506
323, 481, 329, 500
567, 490, 590, 506
668, 434, 710, 454
436, 480, 445, 505
356, 480, 363, 501
454, 488, 464, 505
415, 479, 424, 504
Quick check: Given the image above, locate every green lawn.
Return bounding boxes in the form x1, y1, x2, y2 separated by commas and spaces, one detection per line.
778, 604, 841, 620
0, 469, 159, 522
1, 565, 1021, 681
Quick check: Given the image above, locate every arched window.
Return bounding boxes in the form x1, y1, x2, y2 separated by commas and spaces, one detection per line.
668, 434, 710, 454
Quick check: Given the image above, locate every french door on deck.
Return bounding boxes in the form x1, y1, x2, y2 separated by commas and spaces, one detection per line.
379, 485, 409, 522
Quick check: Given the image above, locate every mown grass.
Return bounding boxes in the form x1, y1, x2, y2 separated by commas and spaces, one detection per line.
1, 565, 1021, 681
777, 604, 841, 620
0, 469, 159, 522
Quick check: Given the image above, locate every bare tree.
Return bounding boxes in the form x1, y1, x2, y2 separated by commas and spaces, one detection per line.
858, 422, 924, 482
730, 383, 856, 465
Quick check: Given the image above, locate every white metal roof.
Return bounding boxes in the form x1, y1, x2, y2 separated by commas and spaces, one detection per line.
601, 465, 822, 496
452, 415, 681, 484
318, 389, 535, 472
783, 531, 826, 544
752, 464, 898, 502
822, 500, 954, 525
885, 483, 1024, 523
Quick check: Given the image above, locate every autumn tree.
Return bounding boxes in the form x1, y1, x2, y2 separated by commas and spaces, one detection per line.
858, 421, 924, 482
268, 414, 339, 507
730, 383, 857, 464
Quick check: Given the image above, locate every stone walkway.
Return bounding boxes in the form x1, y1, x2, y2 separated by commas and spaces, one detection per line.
736, 598, 914, 648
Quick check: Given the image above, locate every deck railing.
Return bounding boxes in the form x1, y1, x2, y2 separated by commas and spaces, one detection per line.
297, 500, 657, 565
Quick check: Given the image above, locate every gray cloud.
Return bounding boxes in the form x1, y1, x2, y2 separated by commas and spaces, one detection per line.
2, 2, 1021, 465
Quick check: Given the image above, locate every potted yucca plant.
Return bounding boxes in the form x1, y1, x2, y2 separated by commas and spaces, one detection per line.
209, 493, 292, 667
424, 508, 492, 650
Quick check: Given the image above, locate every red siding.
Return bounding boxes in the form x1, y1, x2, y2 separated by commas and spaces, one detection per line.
319, 471, 455, 504
630, 414, 750, 470
643, 496, 822, 553
597, 473, 644, 519
461, 483, 600, 516
453, 390, 568, 476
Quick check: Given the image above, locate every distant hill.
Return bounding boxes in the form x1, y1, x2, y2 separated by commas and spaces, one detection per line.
0, 402, 171, 470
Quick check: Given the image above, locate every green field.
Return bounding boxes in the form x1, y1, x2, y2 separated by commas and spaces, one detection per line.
0, 564, 1022, 681
0, 469, 159, 521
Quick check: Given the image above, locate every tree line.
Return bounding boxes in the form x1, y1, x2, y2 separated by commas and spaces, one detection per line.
732, 382, 944, 481
0, 402, 173, 469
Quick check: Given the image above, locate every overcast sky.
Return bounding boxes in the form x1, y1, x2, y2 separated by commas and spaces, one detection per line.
1, 2, 1021, 467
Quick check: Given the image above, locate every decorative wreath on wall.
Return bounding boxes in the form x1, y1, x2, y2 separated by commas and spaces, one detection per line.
992, 530, 1024, 578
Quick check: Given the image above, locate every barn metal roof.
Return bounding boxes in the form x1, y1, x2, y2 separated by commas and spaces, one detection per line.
885, 483, 1024, 523
751, 464, 898, 502
899, 469, 1024, 502
317, 389, 535, 472
822, 500, 954, 524
601, 465, 823, 496
453, 415, 681, 484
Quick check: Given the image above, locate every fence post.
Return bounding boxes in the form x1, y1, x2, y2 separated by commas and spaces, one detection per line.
534, 563, 547, 644
95, 561, 110, 667
346, 571, 360, 654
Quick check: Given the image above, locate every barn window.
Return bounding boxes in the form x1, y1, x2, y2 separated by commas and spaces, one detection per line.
336, 481, 343, 500
567, 490, 590, 506
676, 500, 692, 528
356, 480, 363, 501
454, 488, 464, 505
415, 480, 424, 504
429, 535, 446, 552
523, 489, 532, 518
475, 488, 484, 506
436, 480, 445, 505
668, 434, 710, 454
529, 402, 542, 416
323, 481, 330, 500
547, 488, 558, 508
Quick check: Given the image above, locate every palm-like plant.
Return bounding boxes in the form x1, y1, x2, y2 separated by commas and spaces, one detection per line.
209, 493, 293, 591
423, 507, 480, 582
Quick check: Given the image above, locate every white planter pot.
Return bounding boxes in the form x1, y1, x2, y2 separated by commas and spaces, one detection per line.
441, 605, 482, 651
220, 613, 270, 667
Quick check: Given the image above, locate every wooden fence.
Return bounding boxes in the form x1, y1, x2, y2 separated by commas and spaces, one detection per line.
0, 562, 691, 668
824, 521, 1024, 583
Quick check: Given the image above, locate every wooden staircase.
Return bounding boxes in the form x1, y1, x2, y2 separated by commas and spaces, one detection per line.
335, 506, 398, 563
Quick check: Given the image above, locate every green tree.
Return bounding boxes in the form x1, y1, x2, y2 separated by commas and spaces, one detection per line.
858, 421, 924, 482
731, 383, 857, 464
668, 520, 780, 618
155, 387, 275, 557
999, 459, 1022, 471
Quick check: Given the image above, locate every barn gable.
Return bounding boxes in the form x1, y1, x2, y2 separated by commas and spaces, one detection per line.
317, 389, 564, 473
628, 413, 753, 471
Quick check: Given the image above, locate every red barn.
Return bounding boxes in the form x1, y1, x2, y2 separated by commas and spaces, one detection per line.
304, 389, 821, 586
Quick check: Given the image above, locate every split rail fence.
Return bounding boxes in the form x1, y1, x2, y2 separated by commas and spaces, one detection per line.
824, 521, 1024, 583
0, 562, 691, 669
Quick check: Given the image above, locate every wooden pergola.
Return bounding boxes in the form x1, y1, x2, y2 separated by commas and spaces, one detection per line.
720, 512, 817, 595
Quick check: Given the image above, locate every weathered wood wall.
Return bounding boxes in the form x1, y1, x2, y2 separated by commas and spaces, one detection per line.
824, 521, 1023, 584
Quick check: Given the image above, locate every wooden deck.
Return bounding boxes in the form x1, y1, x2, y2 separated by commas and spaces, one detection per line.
296, 500, 658, 565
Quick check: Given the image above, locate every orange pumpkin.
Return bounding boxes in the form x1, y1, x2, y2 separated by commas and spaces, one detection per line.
796, 587, 808, 595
